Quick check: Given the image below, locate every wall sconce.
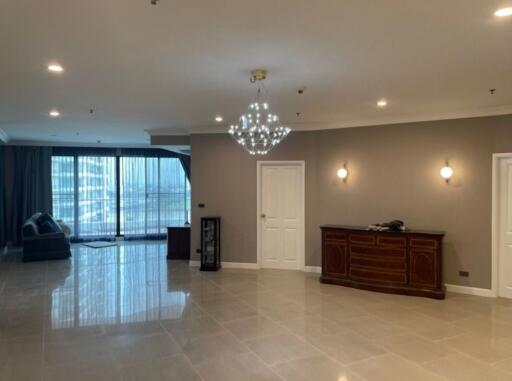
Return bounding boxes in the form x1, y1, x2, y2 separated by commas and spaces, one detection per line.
337, 167, 348, 181
440, 164, 453, 183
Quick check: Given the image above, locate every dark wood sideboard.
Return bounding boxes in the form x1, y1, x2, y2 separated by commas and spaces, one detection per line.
321, 225, 445, 299
167, 227, 191, 260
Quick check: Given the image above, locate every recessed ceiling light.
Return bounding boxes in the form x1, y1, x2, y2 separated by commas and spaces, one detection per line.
49, 110, 60, 117
377, 99, 388, 108
47, 63, 64, 73
215, 115, 223, 122
495, 7, 512, 17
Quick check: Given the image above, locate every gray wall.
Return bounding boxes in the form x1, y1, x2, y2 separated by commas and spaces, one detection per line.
191, 114, 512, 289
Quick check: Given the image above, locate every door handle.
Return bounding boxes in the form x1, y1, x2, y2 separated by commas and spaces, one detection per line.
261, 213, 266, 218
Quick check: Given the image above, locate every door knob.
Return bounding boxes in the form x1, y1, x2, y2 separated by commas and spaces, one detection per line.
261, 213, 266, 218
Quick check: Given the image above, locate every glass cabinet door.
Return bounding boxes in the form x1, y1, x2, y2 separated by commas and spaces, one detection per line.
203, 220, 216, 264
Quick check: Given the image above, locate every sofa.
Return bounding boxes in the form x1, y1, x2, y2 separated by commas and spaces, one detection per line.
22, 213, 71, 262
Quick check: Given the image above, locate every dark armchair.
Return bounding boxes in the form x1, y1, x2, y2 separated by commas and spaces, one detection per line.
22, 213, 71, 262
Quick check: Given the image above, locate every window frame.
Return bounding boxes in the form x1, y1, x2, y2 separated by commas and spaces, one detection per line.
51, 151, 190, 240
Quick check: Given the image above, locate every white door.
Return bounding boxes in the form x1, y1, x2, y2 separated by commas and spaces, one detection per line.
259, 162, 304, 270
499, 158, 512, 298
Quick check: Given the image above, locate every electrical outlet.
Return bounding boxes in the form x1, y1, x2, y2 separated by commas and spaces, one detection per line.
198, 203, 205, 208
459, 271, 469, 277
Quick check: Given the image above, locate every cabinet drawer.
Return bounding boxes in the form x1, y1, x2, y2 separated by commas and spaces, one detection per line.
350, 267, 407, 285
350, 254, 406, 271
323, 231, 347, 242
350, 234, 375, 245
377, 236, 406, 247
350, 245, 406, 259
410, 238, 438, 248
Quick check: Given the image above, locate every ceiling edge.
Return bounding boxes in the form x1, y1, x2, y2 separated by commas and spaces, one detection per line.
188, 105, 512, 134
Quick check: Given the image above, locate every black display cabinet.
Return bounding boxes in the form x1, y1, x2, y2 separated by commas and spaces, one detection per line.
200, 217, 221, 271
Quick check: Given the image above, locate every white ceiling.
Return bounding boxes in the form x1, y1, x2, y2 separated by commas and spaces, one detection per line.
1, 0, 511, 145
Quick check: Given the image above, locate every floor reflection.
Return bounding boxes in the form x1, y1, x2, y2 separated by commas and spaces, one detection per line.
50, 242, 190, 329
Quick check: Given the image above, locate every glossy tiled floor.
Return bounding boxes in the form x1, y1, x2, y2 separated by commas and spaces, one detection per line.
1, 242, 512, 381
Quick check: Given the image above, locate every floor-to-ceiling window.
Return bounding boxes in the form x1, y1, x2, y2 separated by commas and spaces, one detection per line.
78, 156, 117, 238
51, 156, 75, 233
51, 150, 190, 240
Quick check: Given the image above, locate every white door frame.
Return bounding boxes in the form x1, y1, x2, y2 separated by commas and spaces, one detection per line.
492, 153, 512, 297
257, 161, 306, 270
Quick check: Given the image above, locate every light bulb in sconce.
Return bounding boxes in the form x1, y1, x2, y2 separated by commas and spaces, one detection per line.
440, 165, 453, 183
337, 168, 348, 180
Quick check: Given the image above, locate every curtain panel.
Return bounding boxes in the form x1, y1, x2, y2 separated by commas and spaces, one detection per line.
177, 154, 191, 182
6, 146, 53, 245
0, 146, 5, 247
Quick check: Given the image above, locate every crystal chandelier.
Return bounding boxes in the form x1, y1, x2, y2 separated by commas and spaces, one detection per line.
228, 70, 291, 155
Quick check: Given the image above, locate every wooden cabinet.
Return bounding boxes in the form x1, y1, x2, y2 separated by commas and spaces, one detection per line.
167, 227, 190, 260
320, 225, 445, 299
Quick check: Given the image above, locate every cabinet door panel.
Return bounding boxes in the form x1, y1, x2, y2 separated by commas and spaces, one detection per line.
324, 242, 348, 278
409, 248, 437, 288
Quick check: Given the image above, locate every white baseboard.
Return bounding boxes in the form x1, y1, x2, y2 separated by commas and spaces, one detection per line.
222, 262, 260, 270
189, 261, 321, 272
188, 260, 259, 270
445, 284, 496, 298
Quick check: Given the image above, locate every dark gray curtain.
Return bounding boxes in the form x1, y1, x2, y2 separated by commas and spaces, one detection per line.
0, 146, 5, 247
6, 146, 53, 245
178, 154, 191, 182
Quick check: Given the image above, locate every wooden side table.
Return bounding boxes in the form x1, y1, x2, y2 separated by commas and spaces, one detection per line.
166, 226, 190, 260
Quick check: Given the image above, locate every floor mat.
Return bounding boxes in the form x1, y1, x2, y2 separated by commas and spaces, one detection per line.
81, 241, 117, 249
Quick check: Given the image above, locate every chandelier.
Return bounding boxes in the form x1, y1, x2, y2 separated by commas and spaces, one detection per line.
228, 70, 291, 155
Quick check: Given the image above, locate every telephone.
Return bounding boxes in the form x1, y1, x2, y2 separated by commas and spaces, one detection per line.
368, 220, 405, 232
380, 220, 405, 231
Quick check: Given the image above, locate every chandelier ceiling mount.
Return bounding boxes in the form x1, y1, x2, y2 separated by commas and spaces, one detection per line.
228, 69, 291, 155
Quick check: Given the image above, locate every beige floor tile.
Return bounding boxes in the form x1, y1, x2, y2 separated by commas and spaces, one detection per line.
423, 352, 512, 381
181, 332, 250, 365
119, 354, 202, 381
218, 280, 267, 295
412, 302, 478, 322
236, 290, 289, 309
162, 315, 227, 346
0, 308, 44, 340
454, 315, 512, 339
1, 357, 42, 381
245, 332, 320, 366
307, 303, 366, 322
43, 358, 121, 381
200, 300, 258, 322
342, 315, 408, 341
273, 355, 366, 381
445, 332, 512, 363
259, 302, 308, 322
373, 332, 454, 363
282, 312, 347, 339
195, 352, 281, 381
0, 336, 43, 381
44, 335, 112, 367
307, 331, 387, 365
389, 313, 468, 341
350, 353, 445, 381
223, 315, 284, 341
108, 332, 181, 366
104, 320, 164, 336
3, 242, 512, 381
44, 324, 105, 344
493, 356, 512, 374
